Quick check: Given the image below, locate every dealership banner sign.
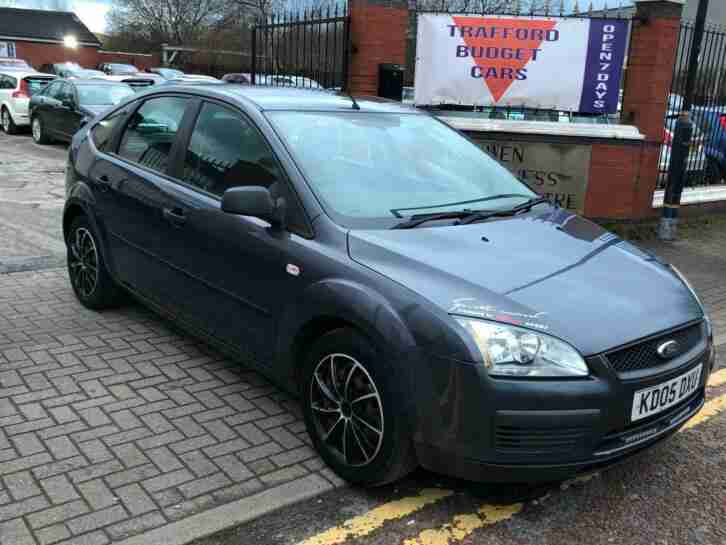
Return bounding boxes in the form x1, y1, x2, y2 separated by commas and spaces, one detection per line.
414, 14, 628, 113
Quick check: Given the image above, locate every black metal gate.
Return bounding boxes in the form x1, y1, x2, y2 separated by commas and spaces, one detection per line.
250, 7, 350, 90
659, 21, 726, 189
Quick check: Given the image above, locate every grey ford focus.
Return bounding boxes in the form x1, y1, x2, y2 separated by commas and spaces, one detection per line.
63, 85, 715, 486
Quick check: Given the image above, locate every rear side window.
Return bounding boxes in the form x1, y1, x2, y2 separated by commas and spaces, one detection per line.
91, 109, 128, 152
181, 102, 281, 196
118, 96, 188, 174
0, 75, 17, 89
44, 82, 62, 99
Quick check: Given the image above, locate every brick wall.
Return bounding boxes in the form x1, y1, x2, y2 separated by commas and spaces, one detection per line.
347, 0, 408, 95
12, 41, 159, 72
13, 42, 101, 70
619, 1, 684, 219
585, 143, 644, 219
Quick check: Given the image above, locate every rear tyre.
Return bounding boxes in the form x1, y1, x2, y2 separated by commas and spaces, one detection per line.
31, 116, 50, 144
66, 215, 122, 310
1, 108, 18, 135
301, 328, 417, 486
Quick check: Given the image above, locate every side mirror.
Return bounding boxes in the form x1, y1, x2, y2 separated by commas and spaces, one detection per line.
221, 186, 286, 227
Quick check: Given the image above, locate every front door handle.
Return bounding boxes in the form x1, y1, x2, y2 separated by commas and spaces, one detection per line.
95, 174, 112, 192
163, 207, 187, 227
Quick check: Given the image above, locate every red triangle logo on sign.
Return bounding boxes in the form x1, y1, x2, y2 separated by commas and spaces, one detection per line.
452, 17, 558, 103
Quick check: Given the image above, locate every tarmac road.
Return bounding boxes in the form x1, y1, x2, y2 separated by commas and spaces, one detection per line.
0, 130, 67, 272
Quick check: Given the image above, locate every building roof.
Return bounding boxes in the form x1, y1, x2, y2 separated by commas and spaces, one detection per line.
0, 8, 101, 47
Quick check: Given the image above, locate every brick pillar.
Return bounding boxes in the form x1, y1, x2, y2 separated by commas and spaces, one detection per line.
347, 0, 409, 96
621, 0, 684, 218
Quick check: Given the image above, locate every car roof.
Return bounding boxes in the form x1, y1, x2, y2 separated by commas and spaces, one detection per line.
66, 78, 132, 86
0, 71, 54, 79
156, 84, 423, 113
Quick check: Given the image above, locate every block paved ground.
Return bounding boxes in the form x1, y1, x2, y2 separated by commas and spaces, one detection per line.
0, 269, 342, 545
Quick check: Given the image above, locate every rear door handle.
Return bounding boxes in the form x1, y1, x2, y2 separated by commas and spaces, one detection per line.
163, 207, 187, 227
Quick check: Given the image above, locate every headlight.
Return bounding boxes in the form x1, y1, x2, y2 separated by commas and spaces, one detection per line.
455, 317, 588, 377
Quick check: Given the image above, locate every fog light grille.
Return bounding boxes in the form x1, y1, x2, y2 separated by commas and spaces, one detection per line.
494, 426, 588, 455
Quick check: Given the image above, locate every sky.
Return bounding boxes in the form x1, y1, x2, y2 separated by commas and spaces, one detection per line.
6, 0, 716, 35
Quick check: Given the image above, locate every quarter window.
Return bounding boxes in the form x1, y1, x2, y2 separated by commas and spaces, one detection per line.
181, 102, 281, 197
118, 96, 188, 174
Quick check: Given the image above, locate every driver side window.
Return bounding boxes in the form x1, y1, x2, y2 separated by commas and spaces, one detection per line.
181, 102, 281, 197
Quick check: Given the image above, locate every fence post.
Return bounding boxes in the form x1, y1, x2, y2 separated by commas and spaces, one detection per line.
251, 24, 257, 85
347, 0, 409, 95
620, 0, 685, 219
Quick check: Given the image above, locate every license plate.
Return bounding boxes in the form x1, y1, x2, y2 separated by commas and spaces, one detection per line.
631, 364, 702, 422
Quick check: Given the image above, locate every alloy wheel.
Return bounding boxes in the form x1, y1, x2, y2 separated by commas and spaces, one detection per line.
68, 227, 99, 299
32, 118, 41, 142
1, 110, 8, 133
309, 353, 384, 467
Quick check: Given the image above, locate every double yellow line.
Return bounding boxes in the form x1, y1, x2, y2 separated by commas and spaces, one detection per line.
298, 368, 726, 545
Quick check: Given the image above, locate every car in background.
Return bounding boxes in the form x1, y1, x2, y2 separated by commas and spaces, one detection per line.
0, 58, 32, 71
97, 63, 142, 76
658, 94, 706, 187
29, 78, 134, 144
0, 70, 54, 134
39, 63, 105, 79
94, 63, 163, 90
159, 76, 224, 86
691, 106, 726, 185
221, 73, 250, 84
146, 67, 185, 79
255, 74, 324, 89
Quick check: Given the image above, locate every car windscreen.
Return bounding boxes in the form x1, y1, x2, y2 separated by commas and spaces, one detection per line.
77, 84, 135, 106
267, 111, 534, 228
23, 77, 53, 96
158, 68, 183, 78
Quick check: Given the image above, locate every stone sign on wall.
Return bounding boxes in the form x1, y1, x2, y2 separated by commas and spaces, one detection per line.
469, 136, 592, 214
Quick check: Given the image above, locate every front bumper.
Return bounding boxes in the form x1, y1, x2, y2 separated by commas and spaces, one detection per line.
413, 329, 715, 483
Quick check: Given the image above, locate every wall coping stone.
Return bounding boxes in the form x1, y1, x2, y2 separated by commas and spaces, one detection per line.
439, 116, 646, 141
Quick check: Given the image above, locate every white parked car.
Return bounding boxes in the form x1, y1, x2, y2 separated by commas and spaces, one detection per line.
255, 74, 324, 89
0, 71, 55, 134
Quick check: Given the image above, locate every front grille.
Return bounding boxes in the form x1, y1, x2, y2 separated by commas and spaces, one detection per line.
494, 425, 589, 456
605, 322, 703, 374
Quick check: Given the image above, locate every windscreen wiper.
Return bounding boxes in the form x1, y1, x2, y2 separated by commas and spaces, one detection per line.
392, 197, 552, 229
392, 210, 478, 229
457, 197, 552, 225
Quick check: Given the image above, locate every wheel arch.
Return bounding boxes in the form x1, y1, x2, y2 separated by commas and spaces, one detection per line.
276, 278, 418, 397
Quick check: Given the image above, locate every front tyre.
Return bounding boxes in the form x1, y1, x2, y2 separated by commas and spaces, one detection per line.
66, 215, 122, 310
302, 328, 417, 486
